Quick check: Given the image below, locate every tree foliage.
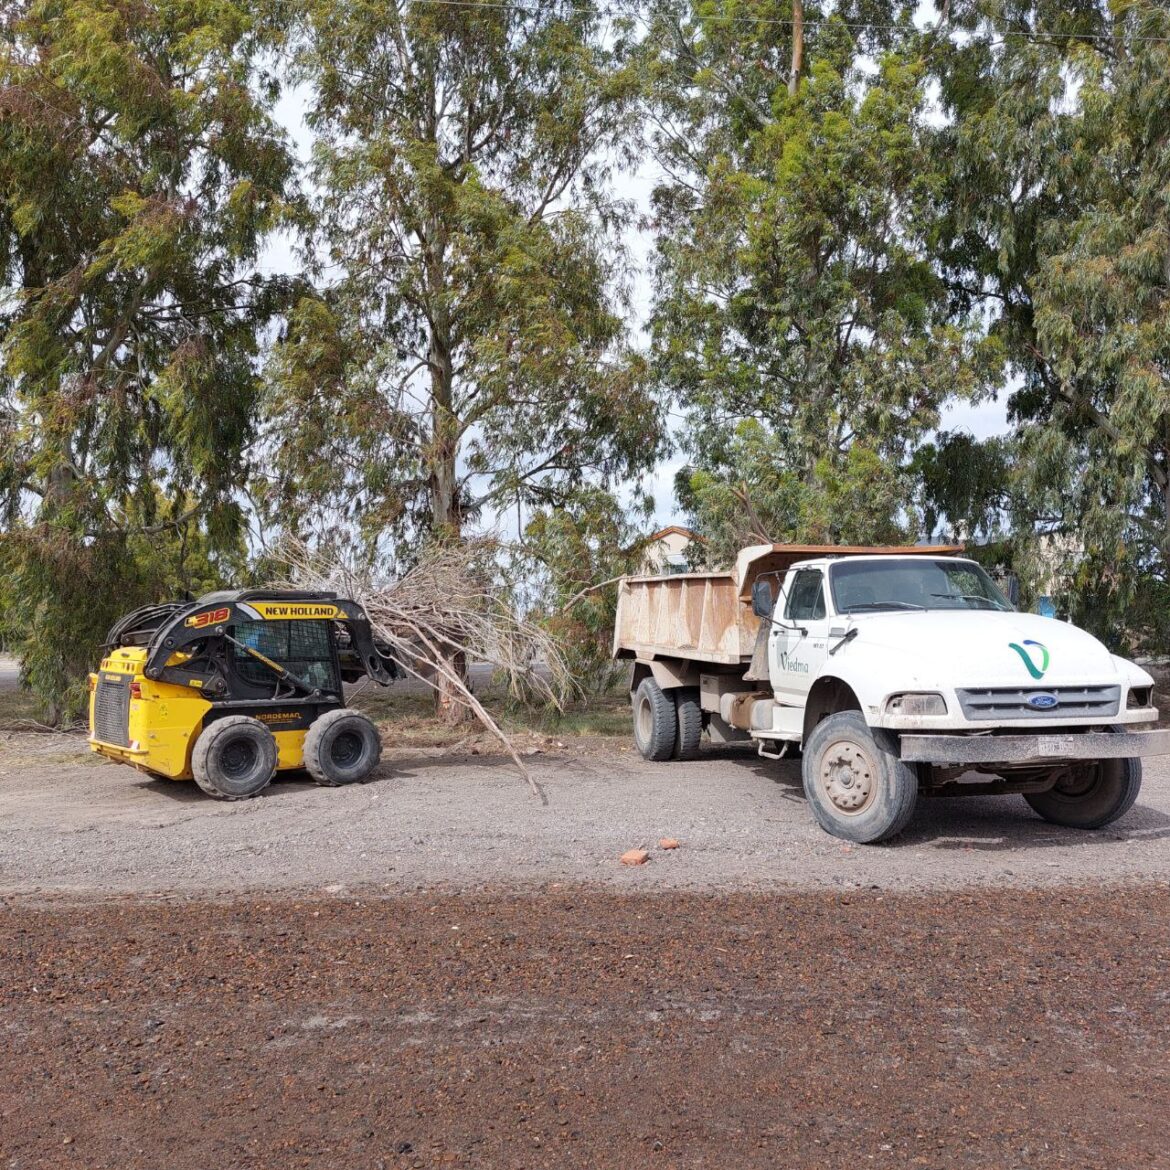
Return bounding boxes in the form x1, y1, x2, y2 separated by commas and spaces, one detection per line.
930, 0, 1170, 641
0, 0, 297, 713
1030, 3, 1170, 588
675, 421, 911, 566
646, 1, 996, 562
9, 0, 1170, 711
522, 487, 650, 691
265, 0, 665, 553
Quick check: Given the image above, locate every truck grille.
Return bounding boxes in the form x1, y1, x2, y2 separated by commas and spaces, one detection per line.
957, 685, 1121, 722
93, 675, 131, 746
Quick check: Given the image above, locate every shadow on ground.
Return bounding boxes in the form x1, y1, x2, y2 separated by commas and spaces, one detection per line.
717, 741, 1170, 851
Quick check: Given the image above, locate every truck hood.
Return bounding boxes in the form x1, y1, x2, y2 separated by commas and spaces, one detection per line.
844, 610, 1128, 687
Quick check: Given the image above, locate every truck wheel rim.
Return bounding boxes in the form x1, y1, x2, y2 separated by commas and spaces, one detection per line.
1051, 766, 1099, 799
636, 696, 653, 745
820, 740, 876, 815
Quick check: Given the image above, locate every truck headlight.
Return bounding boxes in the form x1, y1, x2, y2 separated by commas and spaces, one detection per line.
1129, 686, 1154, 709
885, 692, 948, 717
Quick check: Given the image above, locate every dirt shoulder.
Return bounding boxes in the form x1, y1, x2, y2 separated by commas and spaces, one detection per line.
2, 887, 1169, 1170
3, 728, 1170, 897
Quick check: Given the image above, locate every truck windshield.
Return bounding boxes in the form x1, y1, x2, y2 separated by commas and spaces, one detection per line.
829, 559, 1014, 614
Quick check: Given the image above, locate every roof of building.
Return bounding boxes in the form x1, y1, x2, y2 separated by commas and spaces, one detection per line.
645, 525, 703, 543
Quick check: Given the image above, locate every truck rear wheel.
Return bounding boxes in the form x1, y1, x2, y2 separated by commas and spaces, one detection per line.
1024, 756, 1142, 829
673, 687, 703, 760
305, 709, 382, 786
192, 716, 278, 800
802, 711, 918, 843
633, 677, 678, 762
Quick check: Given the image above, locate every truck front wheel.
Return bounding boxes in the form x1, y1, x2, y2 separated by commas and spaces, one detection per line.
1024, 756, 1142, 829
633, 677, 678, 762
802, 712, 918, 843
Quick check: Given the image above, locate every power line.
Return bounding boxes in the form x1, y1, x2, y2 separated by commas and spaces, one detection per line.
394, 0, 1170, 46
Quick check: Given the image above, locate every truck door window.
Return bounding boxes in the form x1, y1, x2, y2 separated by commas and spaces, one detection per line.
785, 570, 826, 622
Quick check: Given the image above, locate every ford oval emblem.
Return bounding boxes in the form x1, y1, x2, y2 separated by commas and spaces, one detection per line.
1026, 692, 1059, 710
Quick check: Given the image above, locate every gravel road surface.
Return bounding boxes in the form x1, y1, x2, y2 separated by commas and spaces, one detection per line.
2, 730, 1170, 895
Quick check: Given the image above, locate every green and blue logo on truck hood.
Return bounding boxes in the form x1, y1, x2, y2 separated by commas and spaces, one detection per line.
1009, 639, 1050, 680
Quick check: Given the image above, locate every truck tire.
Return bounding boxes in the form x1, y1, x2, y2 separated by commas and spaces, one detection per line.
304, 708, 382, 786
802, 711, 918, 843
633, 677, 678, 762
1024, 755, 1142, 829
192, 716, 278, 800
673, 688, 703, 760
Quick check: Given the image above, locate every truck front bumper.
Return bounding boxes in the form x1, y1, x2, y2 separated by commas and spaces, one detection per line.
899, 728, 1170, 766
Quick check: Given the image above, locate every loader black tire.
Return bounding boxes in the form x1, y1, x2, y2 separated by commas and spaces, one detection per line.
801, 711, 918, 844
672, 687, 703, 761
192, 716, 278, 801
632, 677, 678, 762
304, 708, 382, 787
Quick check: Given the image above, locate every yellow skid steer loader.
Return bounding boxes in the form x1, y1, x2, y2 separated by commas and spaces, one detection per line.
88, 590, 399, 799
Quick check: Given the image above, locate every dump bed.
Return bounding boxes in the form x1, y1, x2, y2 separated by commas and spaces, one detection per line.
613, 543, 962, 666
613, 570, 751, 665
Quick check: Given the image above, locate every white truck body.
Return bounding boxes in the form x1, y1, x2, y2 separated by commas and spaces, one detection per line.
614, 544, 1168, 841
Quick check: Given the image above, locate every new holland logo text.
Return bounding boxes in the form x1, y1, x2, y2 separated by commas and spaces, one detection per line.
780, 652, 809, 674
1009, 639, 1050, 680
249, 602, 344, 621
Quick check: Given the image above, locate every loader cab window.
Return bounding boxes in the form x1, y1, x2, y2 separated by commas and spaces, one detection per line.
785, 570, 827, 622
230, 620, 339, 694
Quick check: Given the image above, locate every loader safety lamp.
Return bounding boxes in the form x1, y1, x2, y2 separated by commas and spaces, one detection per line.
886, 692, 948, 717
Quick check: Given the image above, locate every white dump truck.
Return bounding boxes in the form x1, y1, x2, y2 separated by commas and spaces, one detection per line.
613, 544, 1169, 843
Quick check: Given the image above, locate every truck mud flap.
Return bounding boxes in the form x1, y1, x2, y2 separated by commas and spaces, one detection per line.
899, 729, 1170, 765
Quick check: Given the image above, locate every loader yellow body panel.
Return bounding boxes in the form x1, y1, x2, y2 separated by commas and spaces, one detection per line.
88, 646, 309, 782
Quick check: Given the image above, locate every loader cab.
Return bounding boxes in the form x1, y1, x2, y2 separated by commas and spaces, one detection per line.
226, 618, 343, 700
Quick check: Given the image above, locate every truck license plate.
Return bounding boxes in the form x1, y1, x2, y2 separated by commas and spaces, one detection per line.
1038, 735, 1076, 756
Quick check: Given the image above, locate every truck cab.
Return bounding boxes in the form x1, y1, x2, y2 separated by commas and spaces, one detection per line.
760, 554, 1157, 736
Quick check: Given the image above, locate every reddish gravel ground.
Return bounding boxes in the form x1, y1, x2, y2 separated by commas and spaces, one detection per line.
2, 886, 1169, 1170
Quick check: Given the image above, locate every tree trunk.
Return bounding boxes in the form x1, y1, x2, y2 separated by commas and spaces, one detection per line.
789, 0, 804, 97
425, 246, 471, 725
1163, 438, 1170, 577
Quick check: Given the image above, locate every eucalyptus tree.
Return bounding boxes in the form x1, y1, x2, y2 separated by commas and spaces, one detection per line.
268, 0, 664, 551
1029, 4, 1170, 611
646, 1, 994, 554
0, 0, 298, 715
930, 0, 1170, 644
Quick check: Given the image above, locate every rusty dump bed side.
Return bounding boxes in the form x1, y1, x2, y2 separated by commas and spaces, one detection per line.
613, 543, 963, 666
613, 572, 748, 665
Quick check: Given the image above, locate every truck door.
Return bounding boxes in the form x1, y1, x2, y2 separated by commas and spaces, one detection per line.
771, 568, 831, 706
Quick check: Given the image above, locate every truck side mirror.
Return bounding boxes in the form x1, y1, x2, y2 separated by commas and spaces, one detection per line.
1005, 574, 1020, 607
751, 579, 774, 619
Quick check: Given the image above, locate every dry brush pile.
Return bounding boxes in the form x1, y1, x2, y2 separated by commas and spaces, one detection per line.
274, 538, 576, 796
